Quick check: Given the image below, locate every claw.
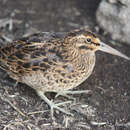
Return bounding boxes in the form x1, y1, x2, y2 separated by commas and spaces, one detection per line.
37, 91, 73, 118
50, 101, 73, 117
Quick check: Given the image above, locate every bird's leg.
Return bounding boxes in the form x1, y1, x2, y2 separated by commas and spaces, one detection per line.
14, 80, 19, 87
55, 90, 91, 99
37, 91, 73, 117
55, 91, 75, 100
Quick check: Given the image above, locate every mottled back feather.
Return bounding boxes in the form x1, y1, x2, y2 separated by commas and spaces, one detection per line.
0, 32, 67, 78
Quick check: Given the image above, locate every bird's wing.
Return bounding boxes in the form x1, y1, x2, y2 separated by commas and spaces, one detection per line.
0, 32, 67, 76
19, 32, 66, 43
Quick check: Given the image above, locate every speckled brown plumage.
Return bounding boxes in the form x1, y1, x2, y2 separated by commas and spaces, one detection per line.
0, 29, 129, 116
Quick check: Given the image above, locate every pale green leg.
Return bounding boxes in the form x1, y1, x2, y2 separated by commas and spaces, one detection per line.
37, 91, 73, 117
14, 80, 19, 87
55, 90, 91, 99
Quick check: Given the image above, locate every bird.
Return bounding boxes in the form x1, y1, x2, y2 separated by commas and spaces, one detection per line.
0, 29, 129, 117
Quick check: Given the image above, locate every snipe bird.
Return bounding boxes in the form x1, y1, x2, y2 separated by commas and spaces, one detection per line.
0, 30, 129, 116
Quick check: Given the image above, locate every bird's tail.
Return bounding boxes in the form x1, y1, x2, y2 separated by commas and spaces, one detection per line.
0, 44, 12, 71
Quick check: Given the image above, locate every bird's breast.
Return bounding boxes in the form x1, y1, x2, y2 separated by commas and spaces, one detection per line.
21, 52, 96, 92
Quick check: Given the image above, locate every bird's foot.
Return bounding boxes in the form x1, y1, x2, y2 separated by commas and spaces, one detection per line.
50, 100, 73, 117
37, 91, 73, 118
55, 90, 91, 99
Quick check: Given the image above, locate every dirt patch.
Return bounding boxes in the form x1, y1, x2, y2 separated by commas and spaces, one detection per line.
0, 0, 129, 130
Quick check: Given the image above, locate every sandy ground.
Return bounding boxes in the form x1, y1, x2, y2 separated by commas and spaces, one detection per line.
0, 0, 130, 130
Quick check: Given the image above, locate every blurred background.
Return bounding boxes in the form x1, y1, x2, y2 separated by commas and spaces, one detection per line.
0, 0, 100, 41
0, 0, 130, 130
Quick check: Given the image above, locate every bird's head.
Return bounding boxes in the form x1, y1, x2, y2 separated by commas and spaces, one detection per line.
66, 30, 129, 60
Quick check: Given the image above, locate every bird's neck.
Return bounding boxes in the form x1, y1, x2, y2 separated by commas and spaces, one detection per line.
65, 47, 96, 74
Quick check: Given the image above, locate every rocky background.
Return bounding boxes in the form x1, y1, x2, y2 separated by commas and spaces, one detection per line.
0, 0, 130, 130
97, 0, 130, 45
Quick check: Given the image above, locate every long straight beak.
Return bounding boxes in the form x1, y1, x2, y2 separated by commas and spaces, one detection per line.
99, 42, 130, 60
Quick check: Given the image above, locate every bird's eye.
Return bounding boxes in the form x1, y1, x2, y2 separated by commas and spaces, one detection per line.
86, 38, 91, 43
